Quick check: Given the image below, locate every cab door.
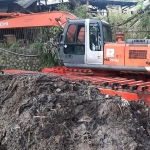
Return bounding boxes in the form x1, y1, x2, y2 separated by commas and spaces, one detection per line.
59, 22, 85, 64
85, 19, 104, 64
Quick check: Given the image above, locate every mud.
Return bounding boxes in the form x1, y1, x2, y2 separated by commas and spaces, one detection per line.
0, 74, 150, 150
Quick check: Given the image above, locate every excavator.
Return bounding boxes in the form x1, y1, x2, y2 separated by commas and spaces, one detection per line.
1, 10, 150, 104
59, 19, 150, 75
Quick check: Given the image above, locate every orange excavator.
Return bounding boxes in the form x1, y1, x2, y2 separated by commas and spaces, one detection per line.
1, 11, 150, 104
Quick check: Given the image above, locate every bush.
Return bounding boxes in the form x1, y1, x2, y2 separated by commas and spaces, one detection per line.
30, 42, 44, 52
9, 42, 18, 52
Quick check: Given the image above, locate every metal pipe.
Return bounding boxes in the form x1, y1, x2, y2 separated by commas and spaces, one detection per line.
0, 13, 14, 17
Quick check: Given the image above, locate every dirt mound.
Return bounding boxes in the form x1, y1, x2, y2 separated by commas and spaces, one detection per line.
0, 74, 150, 150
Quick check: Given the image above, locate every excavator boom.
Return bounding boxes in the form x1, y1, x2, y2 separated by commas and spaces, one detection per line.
0, 11, 77, 28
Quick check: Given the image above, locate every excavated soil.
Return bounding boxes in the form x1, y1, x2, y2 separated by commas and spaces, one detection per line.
0, 73, 150, 150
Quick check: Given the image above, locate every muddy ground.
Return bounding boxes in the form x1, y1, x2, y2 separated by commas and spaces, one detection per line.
0, 73, 150, 150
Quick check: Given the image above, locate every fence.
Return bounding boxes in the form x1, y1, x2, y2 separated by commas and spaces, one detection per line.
0, 27, 59, 43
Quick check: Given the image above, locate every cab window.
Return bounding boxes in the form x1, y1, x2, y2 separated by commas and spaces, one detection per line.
64, 24, 85, 55
102, 25, 112, 42
89, 23, 101, 51
65, 24, 76, 43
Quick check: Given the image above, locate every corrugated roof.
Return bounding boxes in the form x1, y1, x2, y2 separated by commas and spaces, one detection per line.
15, 0, 36, 8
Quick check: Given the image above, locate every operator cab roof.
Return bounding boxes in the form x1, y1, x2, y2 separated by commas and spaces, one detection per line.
67, 18, 110, 26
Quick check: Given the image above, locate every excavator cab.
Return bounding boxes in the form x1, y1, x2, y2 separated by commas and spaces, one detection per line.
59, 19, 112, 68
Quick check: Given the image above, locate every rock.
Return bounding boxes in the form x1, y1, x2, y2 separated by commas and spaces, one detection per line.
105, 94, 110, 99
78, 115, 92, 123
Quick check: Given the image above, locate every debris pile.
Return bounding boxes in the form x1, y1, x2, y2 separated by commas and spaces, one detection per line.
0, 74, 150, 150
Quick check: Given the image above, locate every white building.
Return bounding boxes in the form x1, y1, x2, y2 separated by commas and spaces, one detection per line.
37, 0, 69, 5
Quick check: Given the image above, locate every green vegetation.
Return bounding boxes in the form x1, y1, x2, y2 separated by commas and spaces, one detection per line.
9, 42, 18, 52
40, 41, 61, 67
57, 3, 92, 18
30, 42, 44, 52
136, 0, 144, 11
41, 47, 60, 67
35, 27, 62, 67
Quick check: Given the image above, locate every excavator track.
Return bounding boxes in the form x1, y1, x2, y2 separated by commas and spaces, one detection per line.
3, 67, 150, 106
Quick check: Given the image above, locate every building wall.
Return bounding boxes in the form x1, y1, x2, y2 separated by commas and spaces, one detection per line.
0, 48, 42, 71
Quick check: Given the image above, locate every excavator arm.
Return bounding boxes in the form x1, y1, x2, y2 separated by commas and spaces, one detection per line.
0, 11, 77, 29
